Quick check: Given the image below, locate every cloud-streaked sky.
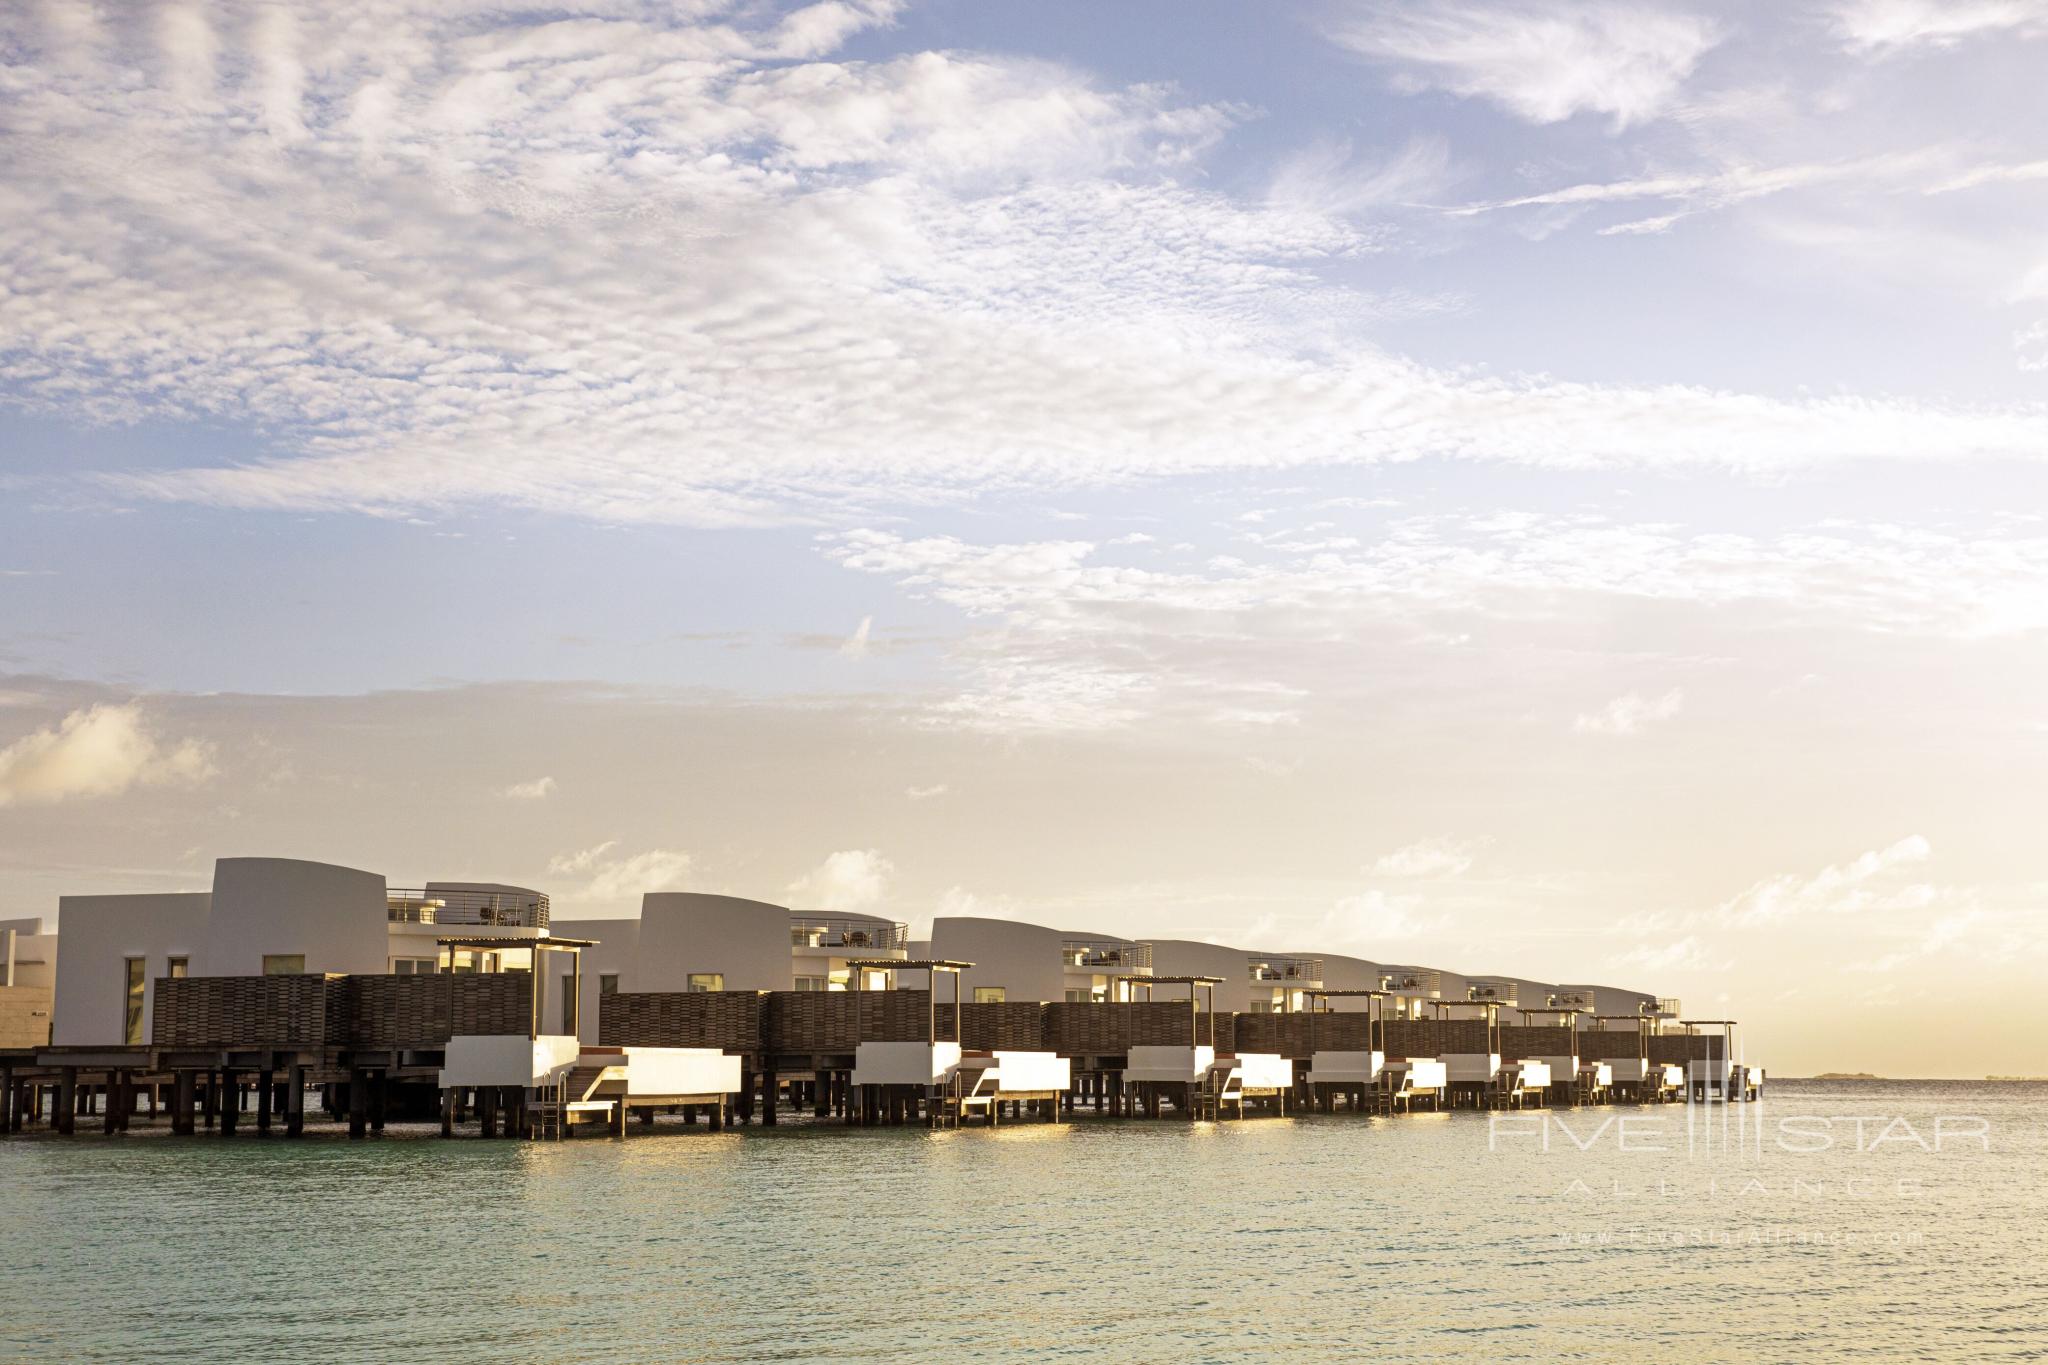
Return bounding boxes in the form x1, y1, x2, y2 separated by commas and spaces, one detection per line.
5, 0, 2047, 1076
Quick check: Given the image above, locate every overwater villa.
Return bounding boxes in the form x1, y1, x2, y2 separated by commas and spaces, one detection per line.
0, 851, 1734, 1140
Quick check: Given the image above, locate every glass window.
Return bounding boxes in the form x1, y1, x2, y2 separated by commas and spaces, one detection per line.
686, 973, 724, 993
599, 973, 619, 996
561, 975, 578, 1034
262, 954, 305, 975
1064, 989, 1089, 1003
123, 957, 145, 1045
167, 956, 189, 979
794, 976, 827, 992
390, 957, 436, 975
973, 986, 1005, 1004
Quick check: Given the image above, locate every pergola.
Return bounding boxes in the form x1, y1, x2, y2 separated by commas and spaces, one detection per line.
1115, 974, 1223, 1049
434, 935, 597, 1039
845, 958, 973, 1046
1300, 987, 1388, 1053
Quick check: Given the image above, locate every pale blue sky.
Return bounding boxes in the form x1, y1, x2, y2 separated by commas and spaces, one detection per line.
4, 0, 2048, 1073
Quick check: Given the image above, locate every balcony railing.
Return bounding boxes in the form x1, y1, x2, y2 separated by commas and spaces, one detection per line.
1380, 969, 1442, 997
1648, 996, 1682, 1017
1547, 990, 1596, 1010
1249, 957, 1323, 983
789, 916, 910, 953
387, 889, 549, 930
1467, 981, 1518, 1005
1061, 940, 1152, 972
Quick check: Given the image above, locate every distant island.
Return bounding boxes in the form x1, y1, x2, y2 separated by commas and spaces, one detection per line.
1987, 1075, 2048, 1082
1812, 1072, 1882, 1080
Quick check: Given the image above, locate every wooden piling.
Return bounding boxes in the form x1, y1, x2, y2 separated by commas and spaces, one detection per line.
285, 1064, 305, 1137
257, 1068, 275, 1135
347, 1069, 369, 1139
172, 1070, 196, 1135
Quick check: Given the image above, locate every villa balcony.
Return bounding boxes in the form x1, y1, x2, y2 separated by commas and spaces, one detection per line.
387, 888, 550, 930
790, 915, 910, 954
1380, 969, 1442, 998
1061, 939, 1152, 973
1547, 989, 1596, 1011
1466, 981, 1518, 1006
1249, 956, 1323, 984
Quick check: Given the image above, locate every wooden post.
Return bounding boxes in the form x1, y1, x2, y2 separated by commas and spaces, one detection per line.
257, 1068, 275, 1135
478, 1084, 497, 1139
102, 1072, 120, 1135
348, 1069, 368, 1139
368, 1072, 387, 1133
440, 1086, 456, 1138
54, 1067, 75, 1135
220, 1068, 239, 1137
285, 1064, 305, 1138
760, 1069, 778, 1126
203, 1070, 219, 1129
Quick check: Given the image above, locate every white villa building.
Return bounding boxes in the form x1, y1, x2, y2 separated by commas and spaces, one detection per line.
927, 917, 1152, 1004
19, 858, 1677, 1055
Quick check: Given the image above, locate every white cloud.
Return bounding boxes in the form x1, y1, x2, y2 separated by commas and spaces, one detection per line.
1320, 888, 1442, 948
501, 776, 555, 800
1371, 837, 1482, 878
1574, 688, 1685, 737
831, 513, 2048, 732
788, 848, 895, 911
1830, 0, 2048, 52
905, 783, 949, 800
1719, 836, 1933, 926
841, 616, 874, 660
3, 3, 2045, 535
0, 704, 215, 806
1325, 1, 1722, 129
548, 841, 694, 907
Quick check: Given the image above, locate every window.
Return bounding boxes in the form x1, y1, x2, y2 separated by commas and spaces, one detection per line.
390, 958, 436, 975
561, 975, 578, 1035
794, 976, 828, 992
1065, 989, 1090, 1003
262, 954, 306, 975
973, 986, 1005, 1004
123, 957, 145, 1045
599, 974, 619, 996
687, 973, 724, 993
167, 956, 189, 979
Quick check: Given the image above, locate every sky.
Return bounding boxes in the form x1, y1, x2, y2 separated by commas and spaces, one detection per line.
3, 0, 2047, 1077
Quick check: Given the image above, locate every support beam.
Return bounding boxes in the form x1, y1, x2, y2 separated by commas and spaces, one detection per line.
257, 1068, 275, 1135
285, 1065, 306, 1138
348, 1069, 368, 1139
56, 1067, 77, 1136
172, 1069, 196, 1136
220, 1069, 240, 1137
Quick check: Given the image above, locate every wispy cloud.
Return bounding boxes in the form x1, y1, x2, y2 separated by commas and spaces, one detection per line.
1371, 837, 1483, 878
1829, 0, 2048, 52
1324, 1, 1722, 129
548, 841, 694, 908
501, 776, 555, 800
1574, 688, 1685, 737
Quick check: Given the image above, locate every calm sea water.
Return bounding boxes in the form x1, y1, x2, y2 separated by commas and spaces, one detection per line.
2, 1080, 2043, 1362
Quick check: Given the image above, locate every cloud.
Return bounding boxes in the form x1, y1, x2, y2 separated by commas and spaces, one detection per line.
1320, 888, 1442, 949
4, 2, 2047, 535
1324, 1, 1722, 129
1719, 836, 1933, 926
788, 848, 895, 911
1371, 837, 1482, 878
831, 512, 2048, 732
501, 776, 555, 800
0, 703, 215, 806
549, 841, 694, 907
1830, 0, 2048, 52
841, 615, 874, 660
905, 783, 949, 800
1574, 688, 1685, 737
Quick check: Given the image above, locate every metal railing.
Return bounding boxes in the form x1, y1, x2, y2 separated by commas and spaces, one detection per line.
1061, 939, 1152, 972
1467, 981, 1519, 1005
1380, 968, 1442, 997
386, 889, 550, 930
1648, 996, 1682, 1017
1249, 956, 1323, 983
1547, 990, 1596, 1010
789, 916, 910, 952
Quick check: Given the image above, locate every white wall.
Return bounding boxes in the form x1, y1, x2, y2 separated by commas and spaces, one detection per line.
199, 857, 389, 977
634, 893, 791, 993
1317, 953, 1383, 1011
930, 916, 1066, 1003
1141, 940, 1252, 1013
52, 893, 212, 1046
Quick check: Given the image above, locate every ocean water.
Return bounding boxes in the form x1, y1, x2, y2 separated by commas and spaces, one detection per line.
1, 1080, 2042, 1362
